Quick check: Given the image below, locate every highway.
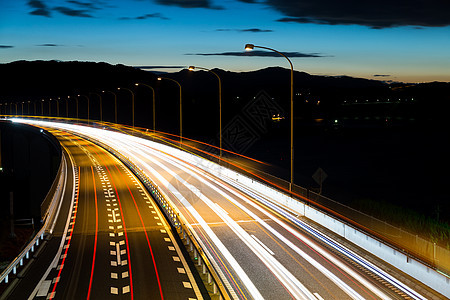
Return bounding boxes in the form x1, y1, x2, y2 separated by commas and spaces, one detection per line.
12, 119, 439, 300
7, 128, 203, 300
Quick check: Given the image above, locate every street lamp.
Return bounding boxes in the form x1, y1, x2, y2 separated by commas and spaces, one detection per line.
188, 66, 223, 159
78, 94, 90, 124
73, 96, 79, 119
56, 97, 60, 117
41, 99, 44, 116
102, 90, 117, 124
117, 87, 135, 130
89, 92, 103, 123
65, 96, 70, 118
135, 83, 156, 133
245, 43, 295, 191
158, 77, 183, 143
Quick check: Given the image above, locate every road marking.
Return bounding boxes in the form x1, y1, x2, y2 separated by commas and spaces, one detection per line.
173, 256, 180, 262
168, 246, 175, 251
183, 282, 192, 289
251, 234, 275, 255
164, 238, 171, 242
123, 286, 130, 294
177, 268, 185, 274
36, 280, 51, 297
160, 229, 166, 233
314, 292, 325, 300
116, 243, 121, 265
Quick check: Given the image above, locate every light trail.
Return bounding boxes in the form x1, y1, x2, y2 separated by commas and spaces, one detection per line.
12, 118, 428, 300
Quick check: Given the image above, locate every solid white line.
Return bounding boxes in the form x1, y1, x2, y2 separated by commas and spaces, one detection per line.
314, 292, 325, 300
251, 235, 275, 255
28, 148, 76, 300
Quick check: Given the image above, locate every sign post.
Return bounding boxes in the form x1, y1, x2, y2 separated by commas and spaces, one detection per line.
312, 167, 328, 195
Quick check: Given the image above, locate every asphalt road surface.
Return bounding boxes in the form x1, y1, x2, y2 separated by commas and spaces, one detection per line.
7, 129, 203, 300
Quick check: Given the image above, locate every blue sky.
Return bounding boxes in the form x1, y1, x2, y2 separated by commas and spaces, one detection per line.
1, 0, 449, 82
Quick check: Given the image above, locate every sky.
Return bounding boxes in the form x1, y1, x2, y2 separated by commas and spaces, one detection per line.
1, 0, 449, 83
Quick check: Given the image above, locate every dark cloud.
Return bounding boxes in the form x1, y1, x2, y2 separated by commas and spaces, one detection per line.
27, 0, 51, 17
248, 0, 450, 28
66, 1, 100, 10
27, 0, 101, 18
373, 74, 391, 77
155, 0, 223, 10
0, 45, 14, 49
186, 50, 324, 58
54, 6, 93, 17
36, 43, 62, 47
216, 28, 273, 33
119, 13, 169, 20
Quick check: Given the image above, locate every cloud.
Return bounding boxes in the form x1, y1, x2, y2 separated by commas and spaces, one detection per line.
248, 0, 450, 28
186, 50, 325, 58
66, 0, 100, 10
373, 74, 391, 77
27, 0, 51, 17
155, 0, 223, 10
0, 45, 14, 49
36, 43, 63, 47
119, 13, 169, 20
54, 6, 93, 17
27, 0, 101, 18
216, 28, 273, 33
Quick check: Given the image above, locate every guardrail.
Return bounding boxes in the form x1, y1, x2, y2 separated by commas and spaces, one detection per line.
80, 135, 231, 300
0, 153, 67, 285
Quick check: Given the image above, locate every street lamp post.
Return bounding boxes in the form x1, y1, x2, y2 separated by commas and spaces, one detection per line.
48, 99, 52, 116
117, 87, 135, 130
21, 102, 24, 116
56, 97, 60, 117
78, 94, 90, 124
245, 43, 295, 191
188, 66, 223, 159
74, 96, 79, 119
158, 77, 183, 143
102, 90, 117, 124
90, 92, 103, 123
135, 83, 156, 133
41, 99, 44, 116
65, 96, 70, 118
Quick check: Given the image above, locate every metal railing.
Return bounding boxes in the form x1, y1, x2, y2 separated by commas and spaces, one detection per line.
0, 153, 67, 285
